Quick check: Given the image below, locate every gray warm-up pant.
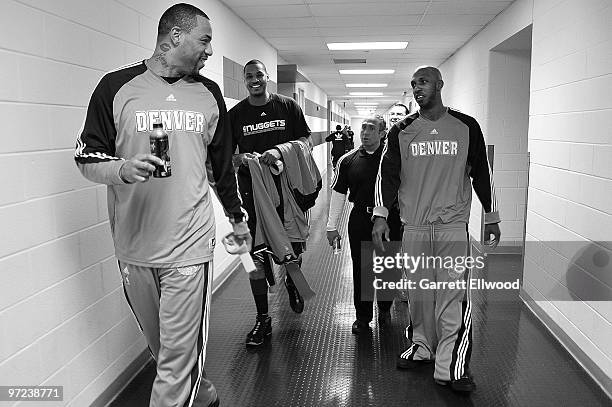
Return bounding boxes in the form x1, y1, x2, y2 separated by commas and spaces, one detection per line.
119, 261, 217, 407
401, 223, 472, 382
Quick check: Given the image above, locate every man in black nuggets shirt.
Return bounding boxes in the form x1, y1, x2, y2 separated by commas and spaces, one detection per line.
229, 59, 313, 347
326, 115, 401, 335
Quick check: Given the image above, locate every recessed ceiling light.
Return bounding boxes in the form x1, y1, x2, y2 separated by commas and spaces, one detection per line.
339, 69, 395, 75
346, 83, 388, 88
327, 42, 408, 51
349, 92, 384, 96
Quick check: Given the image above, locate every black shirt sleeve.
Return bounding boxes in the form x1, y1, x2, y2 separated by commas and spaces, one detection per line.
289, 98, 311, 139
75, 64, 147, 164
199, 77, 245, 223
374, 123, 404, 214
451, 110, 496, 214
331, 153, 350, 194
74, 75, 120, 164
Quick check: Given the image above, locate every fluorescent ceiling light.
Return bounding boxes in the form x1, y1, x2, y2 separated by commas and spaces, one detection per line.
349, 92, 383, 96
346, 83, 388, 88
354, 103, 379, 106
344, 95, 386, 98
327, 42, 408, 51
339, 69, 395, 75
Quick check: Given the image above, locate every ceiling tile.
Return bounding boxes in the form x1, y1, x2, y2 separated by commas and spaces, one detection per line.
220, 0, 514, 107
427, 1, 512, 14
315, 15, 421, 26
308, 2, 428, 16
256, 27, 321, 38
225, 0, 303, 5
419, 14, 495, 26
232, 5, 311, 19
248, 17, 317, 29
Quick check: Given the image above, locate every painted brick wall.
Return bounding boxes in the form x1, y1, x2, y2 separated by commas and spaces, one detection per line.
439, 0, 612, 390
0, 0, 277, 405
524, 0, 612, 386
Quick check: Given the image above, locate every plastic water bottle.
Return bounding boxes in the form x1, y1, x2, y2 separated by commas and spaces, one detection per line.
222, 233, 255, 273
333, 236, 341, 255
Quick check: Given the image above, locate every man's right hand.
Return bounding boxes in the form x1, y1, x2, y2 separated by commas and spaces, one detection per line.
232, 153, 257, 167
119, 154, 164, 183
326, 230, 340, 246
372, 217, 390, 254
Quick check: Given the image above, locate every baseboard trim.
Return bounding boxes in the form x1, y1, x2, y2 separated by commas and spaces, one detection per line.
97, 258, 243, 407
520, 288, 612, 399
212, 257, 241, 294
93, 349, 151, 407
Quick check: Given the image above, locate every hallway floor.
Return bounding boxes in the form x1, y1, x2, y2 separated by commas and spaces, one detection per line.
110, 176, 610, 407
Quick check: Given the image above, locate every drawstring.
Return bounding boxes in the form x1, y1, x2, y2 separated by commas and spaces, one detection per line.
430, 223, 435, 254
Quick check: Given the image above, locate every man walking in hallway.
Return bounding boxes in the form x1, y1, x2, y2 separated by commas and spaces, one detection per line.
326, 124, 351, 168
326, 115, 402, 335
229, 59, 314, 347
74, 4, 250, 406
372, 66, 501, 393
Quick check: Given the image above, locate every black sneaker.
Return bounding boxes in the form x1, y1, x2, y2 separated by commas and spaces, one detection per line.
435, 375, 476, 393
351, 320, 370, 335
285, 277, 304, 313
246, 315, 272, 347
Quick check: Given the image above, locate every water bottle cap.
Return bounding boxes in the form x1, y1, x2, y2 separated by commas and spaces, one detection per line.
152, 122, 163, 129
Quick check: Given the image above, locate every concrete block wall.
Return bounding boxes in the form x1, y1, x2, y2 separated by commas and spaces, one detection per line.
487, 46, 531, 244
440, 0, 612, 392
0, 0, 277, 405
439, 0, 534, 241
525, 0, 612, 389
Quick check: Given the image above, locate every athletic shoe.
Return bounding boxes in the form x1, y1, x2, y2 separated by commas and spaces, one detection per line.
435, 375, 476, 393
285, 277, 304, 313
351, 320, 370, 335
245, 315, 272, 347
396, 346, 433, 369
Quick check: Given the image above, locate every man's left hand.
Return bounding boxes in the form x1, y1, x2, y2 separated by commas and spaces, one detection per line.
484, 223, 501, 249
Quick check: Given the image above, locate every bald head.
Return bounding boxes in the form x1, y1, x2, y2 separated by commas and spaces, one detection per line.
411, 66, 444, 109
414, 66, 442, 81
360, 115, 386, 152
367, 115, 386, 132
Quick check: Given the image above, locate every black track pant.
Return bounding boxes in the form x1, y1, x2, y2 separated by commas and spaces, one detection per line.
347, 207, 401, 322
